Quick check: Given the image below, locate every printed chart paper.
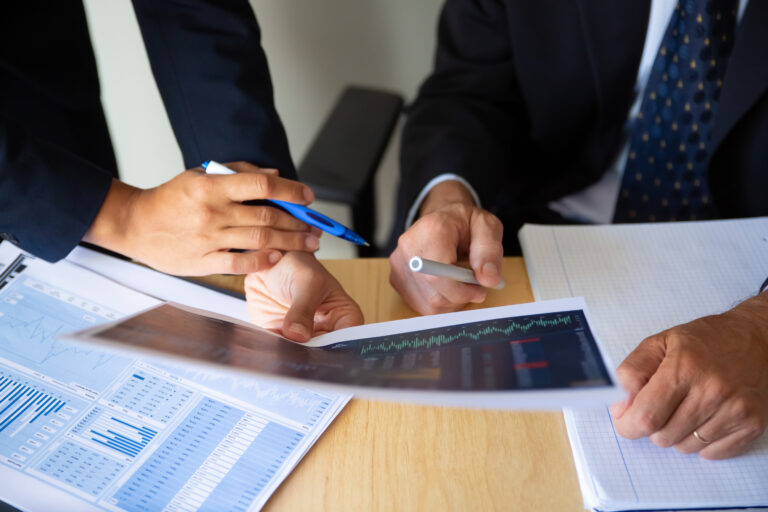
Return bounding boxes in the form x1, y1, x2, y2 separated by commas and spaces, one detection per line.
0, 244, 347, 512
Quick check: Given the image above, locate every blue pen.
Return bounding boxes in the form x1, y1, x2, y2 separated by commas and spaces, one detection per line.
202, 161, 369, 247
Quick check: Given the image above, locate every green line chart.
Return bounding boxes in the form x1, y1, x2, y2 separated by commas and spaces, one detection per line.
359, 312, 579, 356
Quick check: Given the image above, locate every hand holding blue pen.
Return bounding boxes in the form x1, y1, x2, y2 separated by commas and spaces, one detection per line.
203, 161, 370, 247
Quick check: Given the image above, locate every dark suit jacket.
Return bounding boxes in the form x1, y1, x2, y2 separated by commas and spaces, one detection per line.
396, 0, 768, 254
0, 0, 295, 261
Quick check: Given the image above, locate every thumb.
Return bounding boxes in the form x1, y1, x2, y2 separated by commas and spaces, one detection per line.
468, 210, 504, 288
282, 277, 326, 342
609, 334, 666, 418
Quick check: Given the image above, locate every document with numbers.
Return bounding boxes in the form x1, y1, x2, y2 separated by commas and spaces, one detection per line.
0, 242, 348, 512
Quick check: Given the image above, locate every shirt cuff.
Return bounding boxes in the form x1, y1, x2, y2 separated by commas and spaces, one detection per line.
404, 174, 482, 229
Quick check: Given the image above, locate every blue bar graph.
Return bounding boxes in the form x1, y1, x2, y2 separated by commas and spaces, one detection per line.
0, 377, 66, 433
0, 366, 82, 467
71, 407, 156, 458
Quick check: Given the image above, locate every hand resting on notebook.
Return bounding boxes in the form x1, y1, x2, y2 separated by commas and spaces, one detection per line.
610, 292, 768, 459
244, 251, 364, 342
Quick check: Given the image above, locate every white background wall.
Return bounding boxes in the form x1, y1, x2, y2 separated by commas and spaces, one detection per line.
81, 0, 443, 257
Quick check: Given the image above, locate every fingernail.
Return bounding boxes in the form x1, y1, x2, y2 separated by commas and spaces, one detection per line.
482, 262, 500, 278
262, 168, 279, 175
289, 322, 310, 340
268, 251, 282, 264
303, 187, 314, 203
305, 235, 320, 250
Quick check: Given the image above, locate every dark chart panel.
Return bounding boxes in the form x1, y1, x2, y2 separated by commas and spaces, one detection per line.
95, 305, 612, 392
325, 309, 611, 390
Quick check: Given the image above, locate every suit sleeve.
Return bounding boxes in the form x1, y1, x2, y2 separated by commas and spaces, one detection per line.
131, 0, 297, 179
396, 0, 529, 233
0, 121, 113, 261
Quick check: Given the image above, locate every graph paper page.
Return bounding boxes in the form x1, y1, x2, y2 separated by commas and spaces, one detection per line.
520, 218, 768, 511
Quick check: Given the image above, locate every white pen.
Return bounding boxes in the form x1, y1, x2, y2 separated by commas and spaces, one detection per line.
409, 256, 506, 290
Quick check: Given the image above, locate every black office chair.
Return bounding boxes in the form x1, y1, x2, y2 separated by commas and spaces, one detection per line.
297, 86, 404, 257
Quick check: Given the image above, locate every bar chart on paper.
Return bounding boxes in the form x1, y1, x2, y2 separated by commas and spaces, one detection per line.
0, 244, 348, 511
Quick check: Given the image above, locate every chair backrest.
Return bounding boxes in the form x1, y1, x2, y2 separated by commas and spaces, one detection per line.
298, 86, 404, 256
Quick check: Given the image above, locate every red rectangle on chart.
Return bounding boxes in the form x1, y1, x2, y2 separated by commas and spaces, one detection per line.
513, 361, 548, 370
509, 337, 541, 345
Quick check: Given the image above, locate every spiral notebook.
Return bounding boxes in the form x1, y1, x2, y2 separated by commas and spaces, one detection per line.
519, 218, 768, 512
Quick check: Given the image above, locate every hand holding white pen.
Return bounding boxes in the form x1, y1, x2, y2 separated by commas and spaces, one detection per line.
388, 180, 505, 316
84, 161, 320, 277
409, 257, 505, 290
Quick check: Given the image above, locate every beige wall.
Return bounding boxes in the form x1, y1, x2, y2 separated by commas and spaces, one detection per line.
82, 0, 443, 256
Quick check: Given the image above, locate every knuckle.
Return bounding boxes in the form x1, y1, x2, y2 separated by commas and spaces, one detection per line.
615, 364, 634, 381
249, 227, 270, 247
191, 175, 216, 200
635, 411, 662, 435
454, 202, 473, 218
249, 174, 273, 197
730, 396, 752, 422
222, 253, 240, 274
425, 292, 447, 311
257, 207, 277, 226
650, 431, 673, 448
481, 210, 503, 230
192, 207, 215, 228
701, 377, 728, 406
744, 416, 768, 440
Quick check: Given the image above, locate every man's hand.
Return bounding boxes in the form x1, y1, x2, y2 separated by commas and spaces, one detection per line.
84, 162, 321, 276
389, 180, 503, 315
245, 251, 364, 342
610, 293, 768, 459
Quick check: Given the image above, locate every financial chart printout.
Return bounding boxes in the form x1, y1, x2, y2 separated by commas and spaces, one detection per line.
0, 244, 347, 512
81, 299, 614, 398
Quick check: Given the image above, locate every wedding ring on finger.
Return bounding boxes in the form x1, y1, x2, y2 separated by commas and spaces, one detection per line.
693, 430, 712, 445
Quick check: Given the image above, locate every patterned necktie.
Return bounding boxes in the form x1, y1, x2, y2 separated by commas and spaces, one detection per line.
613, 0, 737, 223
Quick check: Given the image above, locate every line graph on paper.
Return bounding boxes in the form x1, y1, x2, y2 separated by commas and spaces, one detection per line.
145, 362, 333, 427
0, 275, 131, 393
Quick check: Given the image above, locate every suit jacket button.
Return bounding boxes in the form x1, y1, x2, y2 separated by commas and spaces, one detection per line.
0, 232, 19, 244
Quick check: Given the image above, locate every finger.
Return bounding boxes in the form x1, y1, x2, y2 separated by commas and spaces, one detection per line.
228, 204, 314, 232
205, 250, 282, 275
468, 211, 504, 288
649, 390, 720, 448
674, 397, 767, 457
613, 357, 688, 440
219, 172, 314, 204
223, 161, 279, 175
422, 274, 487, 308
222, 227, 320, 252
610, 335, 667, 418
698, 427, 765, 460
314, 299, 364, 334
282, 277, 326, 342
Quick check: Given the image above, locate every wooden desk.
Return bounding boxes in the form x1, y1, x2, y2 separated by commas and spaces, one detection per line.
205, 257, 585, 511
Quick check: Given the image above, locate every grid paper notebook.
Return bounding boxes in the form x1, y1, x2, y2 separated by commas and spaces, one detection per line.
519, 218, 768, 512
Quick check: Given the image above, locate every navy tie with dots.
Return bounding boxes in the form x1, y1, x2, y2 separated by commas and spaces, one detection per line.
613, 0, 737, 223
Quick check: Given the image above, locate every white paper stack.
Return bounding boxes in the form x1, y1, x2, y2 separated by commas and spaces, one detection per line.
519, 218, 768, 511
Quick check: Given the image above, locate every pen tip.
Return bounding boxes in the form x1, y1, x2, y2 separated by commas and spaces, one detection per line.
364, 242, 371, 247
